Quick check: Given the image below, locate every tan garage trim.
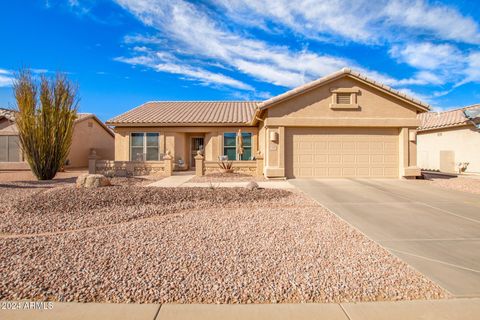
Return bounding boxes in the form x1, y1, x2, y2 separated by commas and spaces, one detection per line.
265, 117, 420, 128
286, 127, 399, 178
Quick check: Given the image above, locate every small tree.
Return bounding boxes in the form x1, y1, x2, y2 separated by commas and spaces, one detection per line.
14, 70, 78, 180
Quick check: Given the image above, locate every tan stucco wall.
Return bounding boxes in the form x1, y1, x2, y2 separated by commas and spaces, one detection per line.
261, 76, 421, 178
1, 117, 113, 169
111, 76, 425, 178
267, 77, 418, 120
113, 126, 258, 169
0, 118, 18, 135
417, 125, 480, 173
67, 118, 114, 168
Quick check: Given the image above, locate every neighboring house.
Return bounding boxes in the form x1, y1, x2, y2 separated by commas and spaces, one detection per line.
107, 68, 429, 179
0, 109, 114, 170
417, 105, 480, 174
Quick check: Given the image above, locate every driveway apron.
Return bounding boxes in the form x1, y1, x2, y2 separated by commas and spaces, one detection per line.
290, 178, 480, 297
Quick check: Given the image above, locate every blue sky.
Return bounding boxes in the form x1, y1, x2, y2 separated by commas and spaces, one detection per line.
0, 0, 479, 121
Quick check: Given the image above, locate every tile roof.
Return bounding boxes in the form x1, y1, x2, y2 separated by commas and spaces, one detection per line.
76, 113, 94, 120
76, 113, 115, 137
107, 68, 434, 126
107, 101, 259, 125
0, 109, 113, 136
258, 68, 431, 111
418, 104, 480, 131
0, 109, 96, 123
0, 108, 16, 121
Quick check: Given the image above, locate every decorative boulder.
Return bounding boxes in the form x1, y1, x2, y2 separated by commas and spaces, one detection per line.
76, 174, 111, 188
245, 181, 260, 190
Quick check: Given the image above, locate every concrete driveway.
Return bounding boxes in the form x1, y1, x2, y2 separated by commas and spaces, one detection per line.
290, 179, 480, 298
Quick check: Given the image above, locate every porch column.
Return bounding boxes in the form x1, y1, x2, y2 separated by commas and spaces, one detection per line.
255, 151, 264, 177
399, 127, 420, 178
194, 151, 204, 177
88, 149, 97, 174
163, 151, 173, 176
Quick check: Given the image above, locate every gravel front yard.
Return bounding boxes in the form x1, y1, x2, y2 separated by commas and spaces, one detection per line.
422, 174, 480, 195
0, 181, 447, 303
0, 170, 86, 182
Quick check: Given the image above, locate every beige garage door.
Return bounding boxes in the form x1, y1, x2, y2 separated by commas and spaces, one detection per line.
286, 128, 399, 178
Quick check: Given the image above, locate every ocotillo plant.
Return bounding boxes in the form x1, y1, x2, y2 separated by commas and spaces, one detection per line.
14, 70, 78, 180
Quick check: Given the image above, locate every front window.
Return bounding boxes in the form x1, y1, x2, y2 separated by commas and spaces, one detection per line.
130, 133, 159, 161
223, 132, 252, 160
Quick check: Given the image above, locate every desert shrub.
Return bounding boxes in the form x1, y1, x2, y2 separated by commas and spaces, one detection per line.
14, 70, 78, 180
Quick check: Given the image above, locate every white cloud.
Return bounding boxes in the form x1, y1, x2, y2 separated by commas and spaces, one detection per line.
115, 54, 253, 90
124, 34, 164, 45
154, 63, 254, 90
384, 0, 480, 44
0, 69, 14, 87
31, 68, 50, 74
115, 0, 384, 89
389, 43, 463, 70
114, 0, 478, 104
215, 0, 480, 45
463, 52, 480, 83
396, 88, 432, 103
389, 42, 480, 89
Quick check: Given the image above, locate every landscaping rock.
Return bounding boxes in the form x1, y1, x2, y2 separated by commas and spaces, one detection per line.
245, 181, 260, 190
76, 174, 111, 188
0, 188, 447, 304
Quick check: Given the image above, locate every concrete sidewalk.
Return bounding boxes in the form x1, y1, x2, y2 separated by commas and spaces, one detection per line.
1, 298, 479, 320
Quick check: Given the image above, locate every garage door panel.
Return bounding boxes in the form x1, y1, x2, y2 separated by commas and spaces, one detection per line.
342, 167, 356, 176
357, 167, 370, 176
299, 154, 313, 163
314, 142, 327, 150
371, 155, 384, 163
298, 142, 313, 152
371, 167, 384, 176
328, 155, 341, 163
286, 128, 399, 178
384, 142, 397, 151
384, 167, 398, 176
356, 142, 370, 151
314, 154, 328, 163
328, 167, 342, 176
299, 167, 313, 177
356, 154, 370, 163
314, 167, 328, 176
343, 154, 355, 163
385, 155, 398, 164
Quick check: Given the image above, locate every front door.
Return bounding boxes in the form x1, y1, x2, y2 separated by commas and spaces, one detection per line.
191, 137, 204, 168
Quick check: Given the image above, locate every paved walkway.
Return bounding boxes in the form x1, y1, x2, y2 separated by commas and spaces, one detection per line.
290, 178, 480, 297
181, 181, 295, 189
147, 174, 294, 189
147, 174, 195, 187
1, 298, 479, 319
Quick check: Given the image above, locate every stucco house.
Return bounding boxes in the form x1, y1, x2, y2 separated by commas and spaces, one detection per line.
0, 109, 115, 170
417, 105, 480, 174
106, 68, 430, 179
